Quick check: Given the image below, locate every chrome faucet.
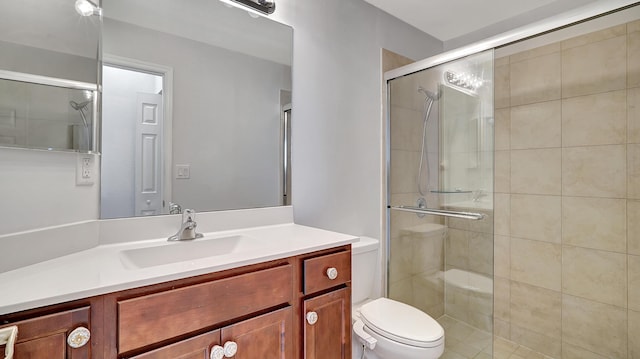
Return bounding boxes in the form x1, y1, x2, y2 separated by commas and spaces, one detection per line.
168, 209, 204, 241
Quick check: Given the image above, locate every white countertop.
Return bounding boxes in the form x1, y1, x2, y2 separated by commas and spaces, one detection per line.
0, 223, 357, 315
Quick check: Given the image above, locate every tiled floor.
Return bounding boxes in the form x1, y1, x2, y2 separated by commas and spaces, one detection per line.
437, 316, 554, 359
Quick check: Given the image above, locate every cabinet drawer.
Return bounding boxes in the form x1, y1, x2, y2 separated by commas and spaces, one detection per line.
303, 251, 350, 294
118, 264, 293, 354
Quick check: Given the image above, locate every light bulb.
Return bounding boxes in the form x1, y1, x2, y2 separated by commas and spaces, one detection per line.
75, 0, 99, 16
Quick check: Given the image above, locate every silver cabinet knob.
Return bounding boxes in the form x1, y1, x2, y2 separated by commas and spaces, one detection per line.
306, 311, 318, 325
67, 326, 90, 348
210, 345, 225, 359
326, 267, 338, 280
223, 341, 238, 357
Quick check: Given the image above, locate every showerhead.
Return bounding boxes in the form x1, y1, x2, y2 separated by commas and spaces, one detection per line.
417, 86, 441, 101
69, 100, 91, 111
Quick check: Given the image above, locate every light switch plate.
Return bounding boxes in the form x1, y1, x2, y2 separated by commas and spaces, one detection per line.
176, 164, 190, 179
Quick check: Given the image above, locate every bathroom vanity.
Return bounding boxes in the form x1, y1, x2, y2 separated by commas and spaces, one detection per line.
0, 223, 355, 359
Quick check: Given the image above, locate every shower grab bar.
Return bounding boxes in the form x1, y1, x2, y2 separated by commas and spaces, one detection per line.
389, 206, 485, 220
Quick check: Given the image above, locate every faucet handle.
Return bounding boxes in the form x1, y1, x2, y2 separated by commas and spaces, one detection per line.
183, 209, 195, 222
169, 202, 182, 214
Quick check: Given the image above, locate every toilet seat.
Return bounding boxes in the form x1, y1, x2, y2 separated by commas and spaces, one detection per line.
359, 298, 444, 348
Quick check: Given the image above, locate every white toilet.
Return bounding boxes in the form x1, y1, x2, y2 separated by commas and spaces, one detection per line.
351, 237, 445, 359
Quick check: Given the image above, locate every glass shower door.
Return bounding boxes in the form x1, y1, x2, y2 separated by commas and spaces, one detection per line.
387, 49, 494, 358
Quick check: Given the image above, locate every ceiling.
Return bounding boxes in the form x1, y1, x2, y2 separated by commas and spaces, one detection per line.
362, 0, 604, 41
103, 0, 293, 65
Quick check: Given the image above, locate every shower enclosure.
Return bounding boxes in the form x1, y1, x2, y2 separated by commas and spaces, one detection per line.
386, 50, 495, 358
386, 3, 640, 358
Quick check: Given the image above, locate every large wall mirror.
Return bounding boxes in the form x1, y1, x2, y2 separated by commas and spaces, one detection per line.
0, 0, 100, 152
100, 0, 293, 218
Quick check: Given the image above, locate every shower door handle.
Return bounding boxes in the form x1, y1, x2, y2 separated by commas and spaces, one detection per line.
389, 205, 485, 220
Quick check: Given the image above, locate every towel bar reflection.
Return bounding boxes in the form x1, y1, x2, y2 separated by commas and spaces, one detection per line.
389, 206, 485, 220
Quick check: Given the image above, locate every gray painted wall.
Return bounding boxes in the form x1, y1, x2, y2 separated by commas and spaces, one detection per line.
273, 0, 443, 239
0, 0, 441, 236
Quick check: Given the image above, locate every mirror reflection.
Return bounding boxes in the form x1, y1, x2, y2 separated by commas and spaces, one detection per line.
100, 0, 293, 219
0, 0, 100, 152
439, 58, 494, 208
0, 79, 96, 151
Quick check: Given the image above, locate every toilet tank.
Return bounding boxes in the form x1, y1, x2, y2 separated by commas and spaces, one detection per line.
351, 237, 380, 304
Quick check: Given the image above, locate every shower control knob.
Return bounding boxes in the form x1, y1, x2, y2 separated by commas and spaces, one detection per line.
306, 311, 318, 325
326, 267, 338, 280
210, 345, 225, 359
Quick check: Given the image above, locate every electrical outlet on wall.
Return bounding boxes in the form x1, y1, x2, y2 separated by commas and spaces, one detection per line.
76, 154, 95, 186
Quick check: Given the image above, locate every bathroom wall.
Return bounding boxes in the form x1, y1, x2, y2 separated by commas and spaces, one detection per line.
275, 0, 443, 239
0, 148, 99, 235
0, 0, 100, 84
493, 20, 640, 358
0, 0, 441, 236
0, 41, 97, 84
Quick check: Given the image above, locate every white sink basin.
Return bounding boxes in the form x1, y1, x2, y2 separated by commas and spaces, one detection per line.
119, 235, 262, 269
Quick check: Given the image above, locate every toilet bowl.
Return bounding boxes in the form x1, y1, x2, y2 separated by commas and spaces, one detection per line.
351, 237, 444, 359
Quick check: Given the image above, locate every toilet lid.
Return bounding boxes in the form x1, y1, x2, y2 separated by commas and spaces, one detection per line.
359, 298, 444, 348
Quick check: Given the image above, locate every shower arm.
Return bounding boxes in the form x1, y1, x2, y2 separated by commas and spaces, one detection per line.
389, 205, 485, 220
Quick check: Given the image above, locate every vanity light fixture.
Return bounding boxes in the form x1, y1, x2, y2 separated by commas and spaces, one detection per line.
218, 0, 275, 15
75, 0, 102, 17
444, 70, 483, 94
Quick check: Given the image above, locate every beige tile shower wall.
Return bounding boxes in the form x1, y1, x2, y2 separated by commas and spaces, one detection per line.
445, 210, 495, 331
493, 20, 640, 359
385, 49, 446, 319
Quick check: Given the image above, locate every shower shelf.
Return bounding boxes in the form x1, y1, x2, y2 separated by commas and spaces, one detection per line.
430, 189, 472, 194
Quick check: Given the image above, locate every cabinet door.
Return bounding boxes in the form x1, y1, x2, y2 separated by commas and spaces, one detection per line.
0, 307, 91, 359
220, 307, 292, 359
118, 265, 292, 354
303, 287, 351, 359
130, 329, 220, 359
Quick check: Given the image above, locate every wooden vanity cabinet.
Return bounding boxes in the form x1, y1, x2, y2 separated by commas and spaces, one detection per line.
220, 307, 293, 359
128, 329, 221, 359
0, 305, 97, 359
303, 288, 350, 359
0, 244, 352, 359
300, 250, 352, 359
129, 307, 293, 359
116, 265, 293, 354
